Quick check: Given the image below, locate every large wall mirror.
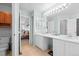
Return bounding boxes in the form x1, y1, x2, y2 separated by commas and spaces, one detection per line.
46, 3, 79, 37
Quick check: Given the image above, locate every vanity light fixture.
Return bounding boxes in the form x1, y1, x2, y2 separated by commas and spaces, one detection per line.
43, 3, 71, 16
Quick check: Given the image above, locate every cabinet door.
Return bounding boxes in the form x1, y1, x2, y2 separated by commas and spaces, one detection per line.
65, 42, 79, 56
53, 39, 65, 56
34, 35, 49, 50
0, 12, 4, 23
4, 12, 12, 24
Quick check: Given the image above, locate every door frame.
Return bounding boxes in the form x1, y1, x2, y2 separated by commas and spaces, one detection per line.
12, 3, 34, 56
12, 3, 20, 56
29, 16, 34, 45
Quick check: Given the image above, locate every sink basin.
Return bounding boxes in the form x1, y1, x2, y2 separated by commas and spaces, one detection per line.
64, 36, 79, 40
57, 35, 78, 40
49, 33, 60, 36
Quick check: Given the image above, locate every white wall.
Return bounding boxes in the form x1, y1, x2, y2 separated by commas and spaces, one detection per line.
0, 5, 12, 13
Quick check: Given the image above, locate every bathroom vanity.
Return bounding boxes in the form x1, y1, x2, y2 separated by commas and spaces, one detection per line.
34, 17, 79, 56
35, 33, 79, 56
53, 36, 79, 56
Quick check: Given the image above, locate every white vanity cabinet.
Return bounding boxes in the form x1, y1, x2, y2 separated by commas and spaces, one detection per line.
34, 35, 49, 50
65, 42, 79, 56
53, 39, 65, 56
53, 38, 79, 56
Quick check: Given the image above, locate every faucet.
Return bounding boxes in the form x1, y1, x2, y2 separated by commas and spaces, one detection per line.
68, 33, 73, 37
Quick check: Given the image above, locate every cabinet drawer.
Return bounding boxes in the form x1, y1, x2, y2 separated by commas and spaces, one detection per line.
0, 44, 8, 48
0, 37, 9, 44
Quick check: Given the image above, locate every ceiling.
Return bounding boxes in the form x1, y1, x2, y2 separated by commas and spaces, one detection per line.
58, 3, 79, 17
20, 3, 57, 13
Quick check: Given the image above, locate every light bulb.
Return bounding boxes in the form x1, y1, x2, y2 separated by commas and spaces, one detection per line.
52, 9, 55, 14
43, 3, 71, 16
56, 7, 59, 13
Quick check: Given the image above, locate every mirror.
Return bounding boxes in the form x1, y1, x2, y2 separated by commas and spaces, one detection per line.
60, 19, 67, 35
46, 15, 60, 35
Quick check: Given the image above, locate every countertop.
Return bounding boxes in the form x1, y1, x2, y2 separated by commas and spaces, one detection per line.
35, 33, 79, 44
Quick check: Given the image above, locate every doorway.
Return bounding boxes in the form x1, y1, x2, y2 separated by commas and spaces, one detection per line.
19, 3, 52, 56
20, 10, 31, 55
